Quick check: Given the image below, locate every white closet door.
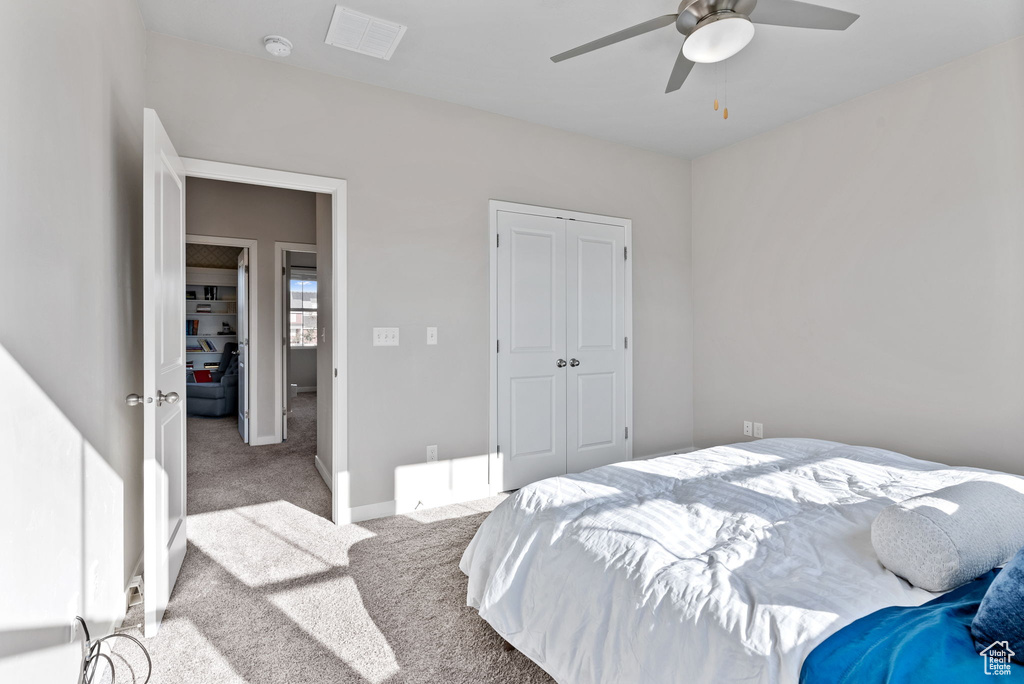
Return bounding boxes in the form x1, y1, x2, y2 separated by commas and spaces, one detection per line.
497, 211, 567, 491
566, 220, 627, 474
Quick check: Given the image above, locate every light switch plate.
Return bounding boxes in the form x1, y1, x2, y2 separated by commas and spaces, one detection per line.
426, 327, 437, 345
753, 423, 764, 439
373, 327, 399, 346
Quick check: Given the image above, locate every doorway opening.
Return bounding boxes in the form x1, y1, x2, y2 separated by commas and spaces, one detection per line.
278, 245, 319, 446
182, 179, 329, 519
184, 239, 255, 444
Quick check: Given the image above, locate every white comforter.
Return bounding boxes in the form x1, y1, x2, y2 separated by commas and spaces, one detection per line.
461, 438, 1011, 684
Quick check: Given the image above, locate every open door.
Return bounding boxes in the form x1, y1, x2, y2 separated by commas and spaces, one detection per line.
141, 108, 187, 638
237, 249, 250, 442
281, 252, 289, 441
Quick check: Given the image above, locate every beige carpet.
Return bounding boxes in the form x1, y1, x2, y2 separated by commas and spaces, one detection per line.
113, 393, 553, 683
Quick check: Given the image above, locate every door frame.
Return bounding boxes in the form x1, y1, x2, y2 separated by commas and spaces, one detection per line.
181, 158, 349, 524
185, 234, 258, 443
274, 241, 318, 444
487, 199, 633, 495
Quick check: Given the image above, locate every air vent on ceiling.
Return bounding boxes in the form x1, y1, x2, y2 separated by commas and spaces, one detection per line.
324, 6, 407, 61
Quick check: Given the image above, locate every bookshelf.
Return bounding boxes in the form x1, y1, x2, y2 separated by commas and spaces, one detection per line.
185, 267, 239, 373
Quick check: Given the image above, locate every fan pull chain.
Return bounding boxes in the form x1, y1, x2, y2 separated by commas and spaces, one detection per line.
714, 63, 719, 111
723, 60, 729, 120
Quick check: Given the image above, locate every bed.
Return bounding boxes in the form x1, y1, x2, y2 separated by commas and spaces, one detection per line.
460, 438, 1022, 684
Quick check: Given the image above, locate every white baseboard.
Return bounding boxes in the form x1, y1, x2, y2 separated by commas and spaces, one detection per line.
347, 499, 397, 523
633, 445, 697, 460
314, 454, 332, 491
343, 481, 492, 525
95, 551, 144, 637
295, 386, 316, 394
336, 449, 695, 526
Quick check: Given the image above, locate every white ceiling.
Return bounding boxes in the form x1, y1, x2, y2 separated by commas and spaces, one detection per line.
137, 0, 1024, 159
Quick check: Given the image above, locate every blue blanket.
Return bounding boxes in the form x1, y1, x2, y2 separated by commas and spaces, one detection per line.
801, 571, 1024, 683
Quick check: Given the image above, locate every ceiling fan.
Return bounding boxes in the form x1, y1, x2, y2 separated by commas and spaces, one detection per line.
551, 0, 859, 93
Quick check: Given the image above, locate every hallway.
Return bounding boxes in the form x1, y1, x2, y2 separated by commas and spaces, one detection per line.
187, 393, 328, 519
113, 395, 550, 683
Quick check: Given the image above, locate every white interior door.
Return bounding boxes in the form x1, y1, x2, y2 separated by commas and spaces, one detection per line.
237, 249, 250, 442
282, 253, 290, 441
497, 211, 567, 491
566, 220, 627, 473
142, 108, 187, 638
496, 209, 629, 492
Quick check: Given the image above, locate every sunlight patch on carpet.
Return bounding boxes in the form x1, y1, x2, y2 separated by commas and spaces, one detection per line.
187, 506, 335, 587
270, 576, 400, 684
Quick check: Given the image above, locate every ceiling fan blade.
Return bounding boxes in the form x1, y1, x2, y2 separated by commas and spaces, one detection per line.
750, 0, 858, 30
551, 14, 679, 62
665, 48, 695, 93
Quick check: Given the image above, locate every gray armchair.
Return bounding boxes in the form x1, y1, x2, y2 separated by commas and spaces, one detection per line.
186, 342, 239, 417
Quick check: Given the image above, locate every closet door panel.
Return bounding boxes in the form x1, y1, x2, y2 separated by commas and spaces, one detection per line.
497, 211, 567, 490
566, 220, 627, 474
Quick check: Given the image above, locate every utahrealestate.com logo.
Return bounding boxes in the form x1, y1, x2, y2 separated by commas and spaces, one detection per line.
980, 642, 1016, 676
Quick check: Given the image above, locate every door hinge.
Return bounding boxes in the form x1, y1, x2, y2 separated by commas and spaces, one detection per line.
244, 410, 249, 419
334, 368, 338, 378
624, 336, 628, 349
624, 246, 628, 260
282, 266, 286, 275
283, 407, 288, 416
625, 427, 629, 440
496, 233, 500, 248
496, 444, 501, 458
496, 339, 500, 353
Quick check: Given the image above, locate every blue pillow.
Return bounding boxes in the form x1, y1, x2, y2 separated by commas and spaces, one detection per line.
972, 545, 1024, 663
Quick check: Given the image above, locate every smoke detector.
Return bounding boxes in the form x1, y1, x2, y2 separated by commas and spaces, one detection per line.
264, 35, 293, 57
324, 6, 407, 61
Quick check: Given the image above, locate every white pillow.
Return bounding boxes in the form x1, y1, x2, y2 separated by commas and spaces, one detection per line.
871, 478, 1024, 592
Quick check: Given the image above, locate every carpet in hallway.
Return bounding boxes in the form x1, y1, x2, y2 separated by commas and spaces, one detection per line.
113, 392, 552, 683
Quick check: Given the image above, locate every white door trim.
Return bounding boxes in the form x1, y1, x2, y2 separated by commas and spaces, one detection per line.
274, 241, 317, 444
488, 200, 633, 495
181, 158, 349, 525
185, 234, 259, 443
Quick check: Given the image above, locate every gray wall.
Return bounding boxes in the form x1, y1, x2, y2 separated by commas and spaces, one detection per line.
692, 36, 1024, 474
288, 349, 317, 389
0, 0, 145, 678
147, 33, 694, 508
186, 178, 317, 442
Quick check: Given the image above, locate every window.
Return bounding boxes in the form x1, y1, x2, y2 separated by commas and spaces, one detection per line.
289, 269, 317, 347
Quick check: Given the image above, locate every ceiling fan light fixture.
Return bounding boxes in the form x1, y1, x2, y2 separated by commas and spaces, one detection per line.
682, 12, 755, 64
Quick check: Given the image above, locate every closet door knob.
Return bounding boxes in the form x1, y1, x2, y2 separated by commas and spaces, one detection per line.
556, 359, 567, 368
156, 390, 180, 407
569, 358, 580, 367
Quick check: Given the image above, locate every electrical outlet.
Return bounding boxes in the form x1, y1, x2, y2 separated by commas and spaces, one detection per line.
753, 423, 764, 439
426, 326, 437, 345
373, 327, 399, 346
743, 421, 753, 437
426, 445, 438, 462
